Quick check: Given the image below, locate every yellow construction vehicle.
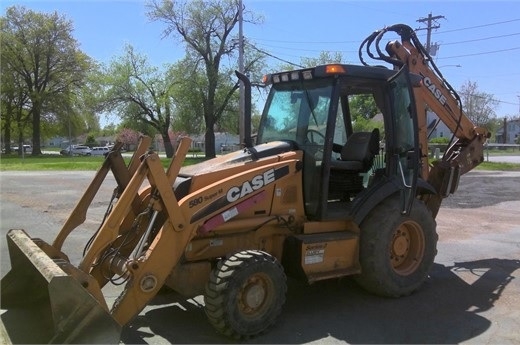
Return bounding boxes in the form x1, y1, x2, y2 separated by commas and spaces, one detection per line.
1, 24, 489, 343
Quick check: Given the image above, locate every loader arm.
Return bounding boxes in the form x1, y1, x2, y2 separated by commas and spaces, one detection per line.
52, 137, 151, 251
77, 137, 193, 325
359, 24, 489, 216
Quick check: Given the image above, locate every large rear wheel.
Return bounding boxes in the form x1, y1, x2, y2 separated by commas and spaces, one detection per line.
354, 195, 438, 297
204, 250, 287, 339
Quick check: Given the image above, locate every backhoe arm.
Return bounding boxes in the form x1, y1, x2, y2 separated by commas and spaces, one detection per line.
384, 28, 489, 178
359, 24, 489, 216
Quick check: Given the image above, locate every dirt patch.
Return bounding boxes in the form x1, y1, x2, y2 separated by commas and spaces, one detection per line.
437, 201, 520, 241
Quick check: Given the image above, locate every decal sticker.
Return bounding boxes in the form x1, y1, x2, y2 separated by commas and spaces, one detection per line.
222, 207, 239, 222
226, 169, 275, 202
421, 75, 447, 106
190, 165, 290, 224
304, 244, 326, 265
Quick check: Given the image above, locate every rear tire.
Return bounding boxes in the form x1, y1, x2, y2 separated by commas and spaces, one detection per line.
354, 195, 437, 297
204, 250, 287, 339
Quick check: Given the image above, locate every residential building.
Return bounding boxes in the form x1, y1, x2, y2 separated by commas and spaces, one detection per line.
496, 118, 520, 144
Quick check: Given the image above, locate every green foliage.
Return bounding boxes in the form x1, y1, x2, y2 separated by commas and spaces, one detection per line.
1, 6, 92, 153
348, 94, 383, 134
101, 44, 176, 156
352, 117, 384, 134
276, 51, 343, 72
301, 51, 343, 68
349, 94, 379, 120
85, 135, 98, 147
146, 0, 265, 157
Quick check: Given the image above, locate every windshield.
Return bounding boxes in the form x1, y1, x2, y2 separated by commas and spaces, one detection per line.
257, 80, 334, 145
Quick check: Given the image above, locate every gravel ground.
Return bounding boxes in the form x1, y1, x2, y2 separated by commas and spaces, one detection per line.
1, 170, 519, 344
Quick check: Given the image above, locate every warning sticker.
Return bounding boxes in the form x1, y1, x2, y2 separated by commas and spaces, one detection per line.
222, 207, 239, 222
304, 244, 326, 264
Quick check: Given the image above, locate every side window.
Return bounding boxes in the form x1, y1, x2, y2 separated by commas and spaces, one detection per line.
391, 82, 414, 153
388, 66, 419, 214
343, 92, 385, 171
332, 105, 347, 160
347, 93, 384, 133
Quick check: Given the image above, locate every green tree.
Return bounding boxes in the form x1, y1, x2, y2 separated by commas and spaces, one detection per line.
0, 46, 31, 154
275, 51, 343, 71
348, 94, 382, 133
301, 51, 343, 68
1, 6, 91, 155
146, 0, 264, 158
102, 45, 177, 157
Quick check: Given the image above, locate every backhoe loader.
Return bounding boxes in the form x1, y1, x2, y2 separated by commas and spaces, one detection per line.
1, 24, 489, 343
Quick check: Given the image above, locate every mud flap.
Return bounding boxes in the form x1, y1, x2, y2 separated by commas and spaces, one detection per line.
1, 229, 121, 344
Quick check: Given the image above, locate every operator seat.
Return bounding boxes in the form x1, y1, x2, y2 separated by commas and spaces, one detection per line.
329, 128, 380, 198
331, 129, 380, 172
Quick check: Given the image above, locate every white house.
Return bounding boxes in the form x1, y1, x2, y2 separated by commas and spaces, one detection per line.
496, 118, 520, 144
426, 110, 452, 139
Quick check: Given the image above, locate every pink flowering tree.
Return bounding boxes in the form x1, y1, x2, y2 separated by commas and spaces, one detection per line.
116, 128, 141, 151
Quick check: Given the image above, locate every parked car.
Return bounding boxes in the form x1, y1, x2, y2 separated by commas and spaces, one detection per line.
12, 145, 32, 154
60, 145, 92, 156
91, 147, 110, 156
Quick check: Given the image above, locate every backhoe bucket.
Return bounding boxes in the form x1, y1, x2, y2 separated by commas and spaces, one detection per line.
1, 229, 121, 344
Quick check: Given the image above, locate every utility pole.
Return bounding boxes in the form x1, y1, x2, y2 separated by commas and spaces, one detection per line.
416, 13, 445, 54
503, 117, 508, 144
238, 0, 245, 147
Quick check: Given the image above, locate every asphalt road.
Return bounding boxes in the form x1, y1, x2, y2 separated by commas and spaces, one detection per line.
0, 170, 519, 344
485, 155, 520, 164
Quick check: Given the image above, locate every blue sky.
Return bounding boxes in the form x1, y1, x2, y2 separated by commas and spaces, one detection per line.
3, 0, 520, 120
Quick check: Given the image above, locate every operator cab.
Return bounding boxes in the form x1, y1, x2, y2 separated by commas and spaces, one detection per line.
257, 64, 420, 221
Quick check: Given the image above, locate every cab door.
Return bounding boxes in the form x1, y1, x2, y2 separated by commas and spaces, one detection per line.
388, 66, 420, 214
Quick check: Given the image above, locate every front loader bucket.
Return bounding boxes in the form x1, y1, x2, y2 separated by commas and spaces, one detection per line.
1, 229, 121, 344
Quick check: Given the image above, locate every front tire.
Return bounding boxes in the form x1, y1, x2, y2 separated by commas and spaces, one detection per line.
355, 195, 438, 297
204, 250, 287, 339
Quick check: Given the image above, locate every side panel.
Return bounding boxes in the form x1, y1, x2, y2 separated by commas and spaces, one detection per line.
282, 231, 360, 283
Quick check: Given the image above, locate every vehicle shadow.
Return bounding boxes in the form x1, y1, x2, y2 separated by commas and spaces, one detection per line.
121, 258, 520, 344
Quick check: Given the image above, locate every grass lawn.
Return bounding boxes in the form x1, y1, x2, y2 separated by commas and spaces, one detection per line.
1, 152, 519, 172
475, 161, 520, 171
0, 153, 207, 171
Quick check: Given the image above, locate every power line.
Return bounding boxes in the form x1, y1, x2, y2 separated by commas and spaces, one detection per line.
248, 37, 359, 44
248, 43, 304, 68
435, 18, 520, 35
248, 18, 520, 46
442, 32, 520, 45
254, 42, 357, 54
436, 46, 520, 59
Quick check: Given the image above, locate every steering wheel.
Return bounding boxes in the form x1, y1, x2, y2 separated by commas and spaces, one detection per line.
306, 129, 326, 145
305, 129, 326, 159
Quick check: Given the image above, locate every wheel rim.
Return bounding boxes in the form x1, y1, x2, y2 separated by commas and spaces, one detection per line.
390, 220, 425, 275
237, 272, 274, 319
